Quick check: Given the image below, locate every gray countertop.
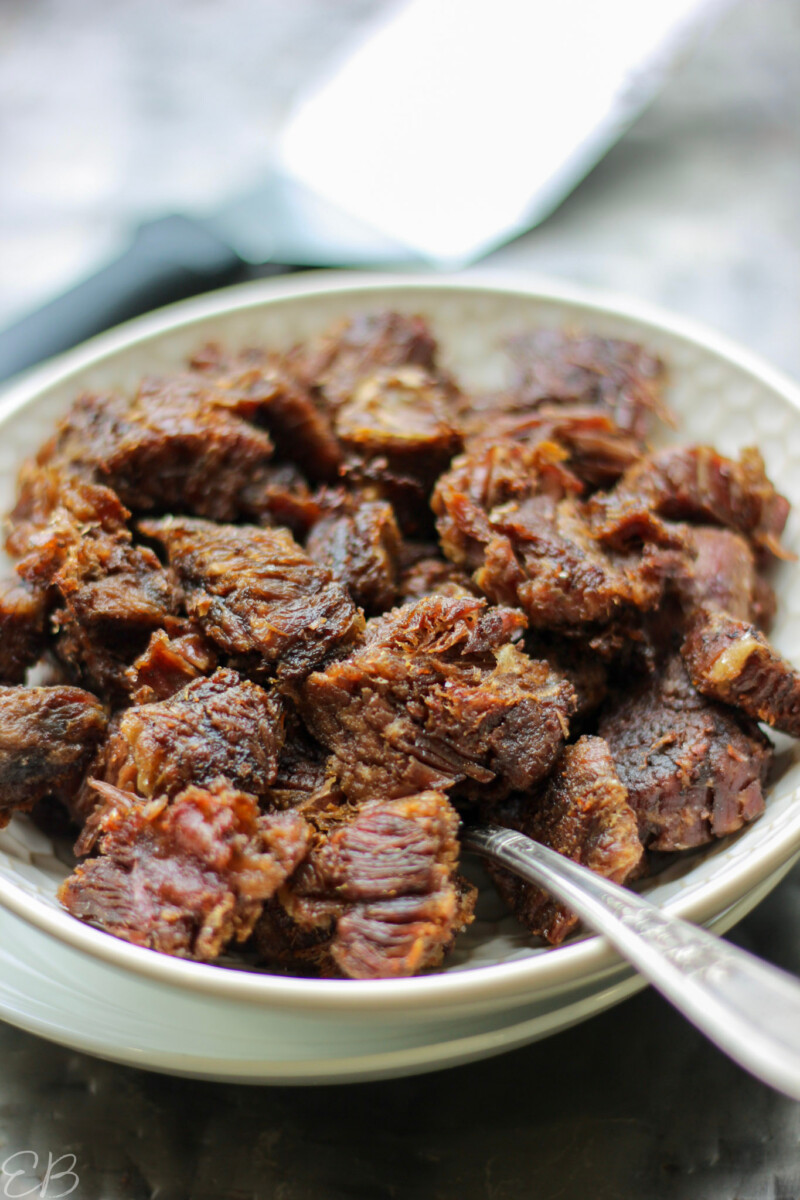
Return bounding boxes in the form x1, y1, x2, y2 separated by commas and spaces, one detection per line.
1, 1, 799, 1196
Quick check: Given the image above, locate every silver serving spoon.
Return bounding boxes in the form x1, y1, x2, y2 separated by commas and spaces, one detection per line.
464, 824, 800, 1101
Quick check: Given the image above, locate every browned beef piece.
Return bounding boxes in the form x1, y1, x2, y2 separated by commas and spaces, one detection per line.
305, 496, 402, 614
489, 736, 642, 945
7, 459, 128, 546
432, 440, 582, 570
397, 554, 475, 604
141, 517, 364, 685
238, 463, 324, 536
293, 312, 463, 534
59, 781, 311, 960
335, 364, 462, 482
49, 528, 184, 701
88, 669, 284, 805
675, 527, 759, 622
190, 345, 344, 483
124, 627, 218, 704
514, 411, 644, 488
0, 685, 107, 825
503, 330, 668, 441
592, 446, 790, 559
300, 594, 576, 804
433, 439, 682, 636
525, 634, 609, 718
267, 722, 332, 811
253, 791, 475, 979
0, 579, 48, 684
35, 381, 274, 522
294, 312, 440, 412
480, 495, 680, 632
7, 464, 130, 585
682, 608, 800, 737
599, 654, 771, 851
5, 455, 184, 702
436, 462, 678, 635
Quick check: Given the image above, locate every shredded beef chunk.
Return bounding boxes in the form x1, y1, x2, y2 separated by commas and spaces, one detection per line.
464, 409, 649, 489
0, 685, 107, 824
124, 627, 217, 704
305, 496, 402, 614
434, 447, 677, 633
600, 655, 771, 851
59, 781, 310, 960
49, 527, 184, 701
36, 381, 275, 521
89, 668, 284, 804
682, 608, 800, 736
253, 791, 475, 979
141, 516, 364, 684
301, 594, 576, 803
295, 312, 440, 411
335, 365, 462, 481
238, 462, 323, 536
6, 462, 130, 563
297, 312, 463, 533
0, 579, 48, 684
503, 330, 667, 439
490, 736, 642, 944
593, 445, 790, 559
5, 459, 184, 702
189, 344, 343, 482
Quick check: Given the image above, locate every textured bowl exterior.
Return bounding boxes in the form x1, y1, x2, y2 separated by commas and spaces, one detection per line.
1, 272, 800, 1037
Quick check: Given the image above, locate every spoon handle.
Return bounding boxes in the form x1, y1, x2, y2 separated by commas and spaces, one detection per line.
464, 823, 800, 1100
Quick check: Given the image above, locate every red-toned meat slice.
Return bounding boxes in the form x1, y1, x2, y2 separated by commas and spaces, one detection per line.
59, 781, 311, 960
599, 655, 771, 851
253, 790, 474, 979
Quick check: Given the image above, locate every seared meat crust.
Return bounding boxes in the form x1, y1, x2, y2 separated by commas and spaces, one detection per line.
300, 594, 576, 803
0, 685, 107, 824
141, 516, 364, 684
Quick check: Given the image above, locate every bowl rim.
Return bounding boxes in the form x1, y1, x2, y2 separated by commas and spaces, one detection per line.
3, 268, 800, 1014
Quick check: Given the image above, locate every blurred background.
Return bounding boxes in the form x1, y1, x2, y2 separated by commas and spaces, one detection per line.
0, 0, 798, 373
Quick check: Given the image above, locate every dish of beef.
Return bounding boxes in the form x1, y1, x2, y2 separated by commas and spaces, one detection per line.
0, 310, 797, 980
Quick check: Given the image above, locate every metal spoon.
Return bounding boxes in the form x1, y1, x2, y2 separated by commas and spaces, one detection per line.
464, 823, 800, 1101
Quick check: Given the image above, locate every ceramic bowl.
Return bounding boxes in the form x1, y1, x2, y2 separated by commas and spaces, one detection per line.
1, 273, 799, 1078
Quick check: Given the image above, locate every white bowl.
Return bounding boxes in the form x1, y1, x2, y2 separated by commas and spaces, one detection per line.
2, 272, 800, 1078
